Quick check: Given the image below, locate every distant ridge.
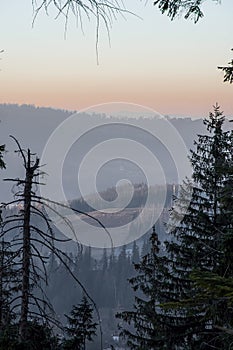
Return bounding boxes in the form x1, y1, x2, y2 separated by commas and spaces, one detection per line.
0, 103, 214, 203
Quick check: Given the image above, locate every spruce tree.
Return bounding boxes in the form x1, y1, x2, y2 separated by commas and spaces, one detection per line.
186, 125, 233, 347
116, 226, 170, 349
161, 104, 233, 349
64, 295, 97, 350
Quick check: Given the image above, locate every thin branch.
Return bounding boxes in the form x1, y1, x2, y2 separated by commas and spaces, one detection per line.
34, 195, 113, 248
9, 135, 27, 168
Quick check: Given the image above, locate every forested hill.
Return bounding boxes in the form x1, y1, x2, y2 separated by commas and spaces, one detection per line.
0, 103, 209, 202
2, 183, 173, 254
70, 183, 177, 214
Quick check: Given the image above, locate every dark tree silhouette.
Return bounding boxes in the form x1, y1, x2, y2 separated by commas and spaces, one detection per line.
153, 1, 233, 84
218, 49, 233, 84
153, 0, 220, 23
64, 295, 97, 350
0, 240, 19, 330
160, 105, 233, 349
1, 139, 60, 343
0, 137, 110, 348
0, 145, 5, 170
117, 105, 233, 349
116, 226, 169, 349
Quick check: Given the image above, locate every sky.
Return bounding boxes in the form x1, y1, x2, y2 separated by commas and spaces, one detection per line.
0, 0, 232, 117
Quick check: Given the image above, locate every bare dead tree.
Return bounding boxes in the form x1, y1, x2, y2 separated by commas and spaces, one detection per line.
1, 140, 54, 342
19, 148, 39, 340
31, 0, 136, 62
1, 136, 111, 348
32, 0, 131, 29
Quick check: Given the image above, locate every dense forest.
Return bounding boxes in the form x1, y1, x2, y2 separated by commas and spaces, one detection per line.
0, 104, 232, 349
1, 0, 232, 348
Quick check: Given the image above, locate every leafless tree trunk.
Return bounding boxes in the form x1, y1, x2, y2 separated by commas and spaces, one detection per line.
0, 137, 111, 348
19, 149, 39, 342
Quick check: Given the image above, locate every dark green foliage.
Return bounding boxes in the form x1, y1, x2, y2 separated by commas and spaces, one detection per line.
190, 271, 233, 304
161, 104, 233, 349
42, 243, 143, 345
18, 321, 60, 350
116, 227, 170, 349
64, 295, 97, 350
0, 321, 59, 350
0, 324, 18, 350
218, 49, 233, 84
116, 105, 233, 349
153, 0, 214, 23
45, 243, 137, 312
0, 241, 19, 329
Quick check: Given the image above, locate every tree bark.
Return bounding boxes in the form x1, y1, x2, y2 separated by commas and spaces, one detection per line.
19, 150, 39, 342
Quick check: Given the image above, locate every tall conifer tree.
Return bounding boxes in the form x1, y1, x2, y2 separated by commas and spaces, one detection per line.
64, 295, 97, 350
117, 105, 233, 349
116, 226, 169, 349
161, 104, 233, 349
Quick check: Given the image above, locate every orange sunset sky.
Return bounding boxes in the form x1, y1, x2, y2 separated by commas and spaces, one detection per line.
0, 0, 232, 117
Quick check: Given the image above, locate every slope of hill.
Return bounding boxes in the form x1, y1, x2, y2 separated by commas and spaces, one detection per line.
0, 104, 208, 203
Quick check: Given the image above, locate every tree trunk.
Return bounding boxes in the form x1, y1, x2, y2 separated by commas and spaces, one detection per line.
19, 150, 39, 342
